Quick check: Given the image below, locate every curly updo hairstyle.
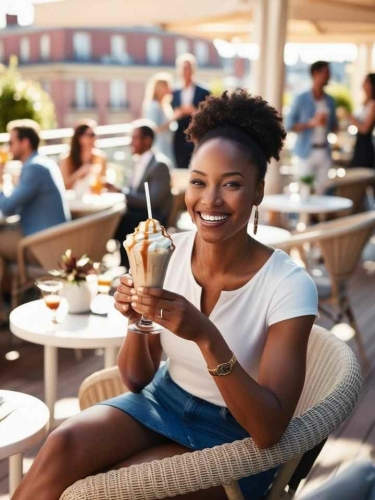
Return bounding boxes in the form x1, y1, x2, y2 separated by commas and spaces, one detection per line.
186, 89, 286, 180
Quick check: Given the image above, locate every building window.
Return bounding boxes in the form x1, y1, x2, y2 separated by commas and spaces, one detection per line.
194, 41, 209, 65
75, 79, 93, 109
111, 35, 127, 61
110, 79, 126, 109
146, 37, 162, 65
0, 41, 4, 62
175, 38, 189, 57
73, 32, 91, 61
40, 34, 50, 61
20, 37, 30, 62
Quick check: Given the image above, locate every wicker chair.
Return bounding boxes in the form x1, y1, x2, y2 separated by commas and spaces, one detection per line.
60, 325, 362, 500
276, 211, 375, 372
8, 202, 125, 310
326, 168, 375, 215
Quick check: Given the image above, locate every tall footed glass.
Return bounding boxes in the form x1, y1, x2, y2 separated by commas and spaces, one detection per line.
124, 219, 174, 334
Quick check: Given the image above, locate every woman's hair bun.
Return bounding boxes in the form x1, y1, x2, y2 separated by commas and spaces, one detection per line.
186, 89, 286, 162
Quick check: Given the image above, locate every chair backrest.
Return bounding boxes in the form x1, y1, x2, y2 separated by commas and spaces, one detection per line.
17, 202, 125, 283
266, 324, 362, 499
328, 169, 375, 214
167, 188, 186, 229
276, 212, 375, 291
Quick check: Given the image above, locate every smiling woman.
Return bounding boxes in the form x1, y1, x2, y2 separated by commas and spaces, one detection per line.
12, 91, 318, 500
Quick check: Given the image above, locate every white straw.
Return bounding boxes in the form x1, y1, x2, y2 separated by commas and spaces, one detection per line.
144, 182, 153, 219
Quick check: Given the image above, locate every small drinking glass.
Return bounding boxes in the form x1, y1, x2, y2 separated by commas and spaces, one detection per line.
35, 278, 63, 324
97, 274, 112, 294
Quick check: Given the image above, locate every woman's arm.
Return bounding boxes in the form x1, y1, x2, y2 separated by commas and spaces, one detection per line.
130, 287, 315, 449
197, 315, 315, 449
350, 102, 375, 134
115, 275, 163, 393
117, 332, 163, 393
60, 157, 91, 189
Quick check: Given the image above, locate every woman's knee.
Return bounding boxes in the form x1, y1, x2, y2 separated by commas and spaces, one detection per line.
43, 424, 80, 464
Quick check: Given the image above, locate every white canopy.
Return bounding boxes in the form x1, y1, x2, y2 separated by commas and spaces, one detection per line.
33, 0, 375, 43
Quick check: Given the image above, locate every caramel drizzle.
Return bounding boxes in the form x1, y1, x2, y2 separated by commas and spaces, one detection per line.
127, 219, 175, 272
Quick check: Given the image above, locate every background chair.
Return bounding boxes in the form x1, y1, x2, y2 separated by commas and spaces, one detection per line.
60, 325, 362, 500
8, 202, 125, 311
276, 211, 375, 372
326, 168, 375, 215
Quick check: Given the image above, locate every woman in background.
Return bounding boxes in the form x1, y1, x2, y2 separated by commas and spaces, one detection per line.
60, 119, 107, 194
350, 73, 375, 169
143, 73, 182, 165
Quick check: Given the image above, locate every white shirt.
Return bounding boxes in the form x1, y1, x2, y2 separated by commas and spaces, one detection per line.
181, 85, 195, 106
130, 150, 153, 190
161, 231, 318, 407
311, 98, 329, 145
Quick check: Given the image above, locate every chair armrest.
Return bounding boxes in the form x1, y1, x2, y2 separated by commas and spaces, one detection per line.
61, 377, 361, 500
79, 366, 129, 410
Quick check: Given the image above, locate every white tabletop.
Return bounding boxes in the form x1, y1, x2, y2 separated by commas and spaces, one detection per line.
10, 299, 128, 349
176, 212, 291, 246
0, 390, 49, 460
66, 192, 125, 216
261, 194, 353, 214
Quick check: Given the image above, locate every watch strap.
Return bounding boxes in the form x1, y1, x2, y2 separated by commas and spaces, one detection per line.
208, 353, 237, 376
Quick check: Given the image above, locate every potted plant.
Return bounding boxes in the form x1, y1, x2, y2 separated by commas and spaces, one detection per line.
49, 250, 98, 313
299, 174, 315, 200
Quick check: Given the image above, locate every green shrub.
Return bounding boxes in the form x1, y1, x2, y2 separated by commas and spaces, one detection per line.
326, 83, 354, 113
0, 56, 56, 133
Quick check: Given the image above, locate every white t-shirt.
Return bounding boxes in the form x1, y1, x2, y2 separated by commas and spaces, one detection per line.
181, 85, 195, 106
161, 231, 318, 407
311, 98, 329, 145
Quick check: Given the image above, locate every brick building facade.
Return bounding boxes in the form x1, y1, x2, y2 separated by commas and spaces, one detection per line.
0, 25, 223, 127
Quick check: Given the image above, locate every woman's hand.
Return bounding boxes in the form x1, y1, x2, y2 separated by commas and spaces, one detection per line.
129, 286, 219, 344
114, 275, 142, 325
76, 163, 92, 180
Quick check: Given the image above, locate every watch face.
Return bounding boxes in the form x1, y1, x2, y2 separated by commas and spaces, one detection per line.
217, 363, 230, 375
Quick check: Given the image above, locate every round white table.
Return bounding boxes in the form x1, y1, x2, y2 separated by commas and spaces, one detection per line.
261, 194, 353, 215
176, 212, 291, 246
10, 299, 128, 425
66, 192, 125, 217
0, 390, 49, 496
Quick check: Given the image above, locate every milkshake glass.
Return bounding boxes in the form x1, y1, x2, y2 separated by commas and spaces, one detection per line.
124, 218, 174, 333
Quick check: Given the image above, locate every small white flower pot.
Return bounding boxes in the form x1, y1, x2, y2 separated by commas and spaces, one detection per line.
61, 277, 97, 314
299, 183, 312, 201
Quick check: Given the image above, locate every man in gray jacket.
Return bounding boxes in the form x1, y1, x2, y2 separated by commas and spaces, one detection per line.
106, 121, 172, 265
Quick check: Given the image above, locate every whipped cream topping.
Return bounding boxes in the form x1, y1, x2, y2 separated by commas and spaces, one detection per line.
124, 218, 174, 252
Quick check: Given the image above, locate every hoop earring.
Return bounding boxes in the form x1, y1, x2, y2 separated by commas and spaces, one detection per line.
253, 206, 259, 235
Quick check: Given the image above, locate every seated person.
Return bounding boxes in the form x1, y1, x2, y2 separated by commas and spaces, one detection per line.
0, 119, 70, 263
106, 120, 172, 266
13, 91, 318, 500
60, 119, 107, 196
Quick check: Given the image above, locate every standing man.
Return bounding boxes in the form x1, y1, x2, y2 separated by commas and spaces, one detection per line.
286, 61, 338, 193
0, 119, 70, 263
105, 121, 172, 266
171, 53, 210, 169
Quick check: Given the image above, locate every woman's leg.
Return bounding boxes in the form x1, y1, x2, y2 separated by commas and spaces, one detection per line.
12, 405, 172, 500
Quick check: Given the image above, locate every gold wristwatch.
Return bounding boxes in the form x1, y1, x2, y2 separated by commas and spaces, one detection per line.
208, 353, 237, 376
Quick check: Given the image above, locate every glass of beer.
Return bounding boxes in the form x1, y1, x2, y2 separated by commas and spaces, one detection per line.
35, 278, 63, 324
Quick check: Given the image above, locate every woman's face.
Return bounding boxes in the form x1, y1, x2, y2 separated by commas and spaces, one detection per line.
155, 81, 170, 101
78, 127, 96, 148
185, 138, 264, 244
363, 77, 373, 99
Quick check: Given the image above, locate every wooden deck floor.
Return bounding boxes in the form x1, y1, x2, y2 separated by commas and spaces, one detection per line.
0, 240, 374, 499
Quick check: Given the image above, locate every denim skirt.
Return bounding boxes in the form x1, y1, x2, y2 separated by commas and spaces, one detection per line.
101, 364, 278, 499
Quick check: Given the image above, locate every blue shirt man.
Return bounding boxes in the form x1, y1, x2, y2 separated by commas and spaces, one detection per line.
286, 61, 338, 193
0, 120, 70, 261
